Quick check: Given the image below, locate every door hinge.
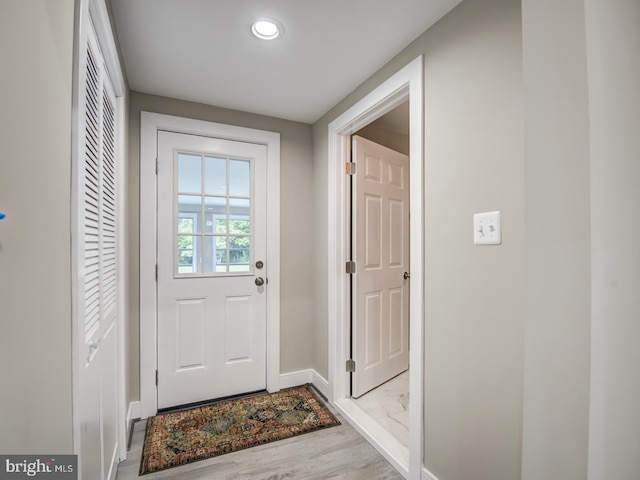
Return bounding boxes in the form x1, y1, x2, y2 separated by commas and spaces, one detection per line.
155, 370, 158, 386
346, 162, 356, 175
346, 359, 356, 373
155, 264, 158, 281
346, 261, 356, 274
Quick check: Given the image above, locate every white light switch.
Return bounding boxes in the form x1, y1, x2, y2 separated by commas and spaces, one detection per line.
474, 211, 501, 245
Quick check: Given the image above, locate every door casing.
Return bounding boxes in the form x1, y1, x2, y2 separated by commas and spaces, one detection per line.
140, 113, 280, 418
327, 56, 424, 479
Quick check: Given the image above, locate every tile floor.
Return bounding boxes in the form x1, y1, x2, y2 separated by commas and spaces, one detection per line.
352, 370, 410, 447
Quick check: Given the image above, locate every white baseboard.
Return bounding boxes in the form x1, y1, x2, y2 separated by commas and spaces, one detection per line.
126, 401, 142, 448
310, 370, 330, 398
127, 401, 141, 424
422, 467, 440, 480
279, 369, 330, 399
279, 369, 313, 389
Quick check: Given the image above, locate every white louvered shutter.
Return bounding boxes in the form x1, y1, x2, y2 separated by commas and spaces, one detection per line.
82, 26, 117, 342
101, 80, 117, 325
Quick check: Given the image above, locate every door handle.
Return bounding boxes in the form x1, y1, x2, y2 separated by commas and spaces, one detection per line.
255, 277, 265, 286
87, 339, 100, 361
404, 272, 410, 280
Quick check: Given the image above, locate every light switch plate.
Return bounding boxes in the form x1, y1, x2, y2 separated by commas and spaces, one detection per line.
474, 211, 501, 245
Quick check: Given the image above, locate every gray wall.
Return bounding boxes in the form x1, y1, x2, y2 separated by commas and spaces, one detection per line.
126, 92, 315, 403
585, 0, 640, 478
0, 0, 75, 453
521, 1, 640, 478
521, 1, 591, 478
312, 1, 524, 479
355, 125, 409, 156
312, 0, 640, 478
422, 3, 523, 479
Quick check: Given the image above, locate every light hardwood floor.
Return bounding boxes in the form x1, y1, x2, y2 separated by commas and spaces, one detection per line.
116, 404, 404, 479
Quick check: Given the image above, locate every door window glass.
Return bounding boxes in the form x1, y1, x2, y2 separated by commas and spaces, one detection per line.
177, 214, 198, 273
204, 156, 226, 195
229, 159, 251, 196
178, 154, 201, 193
175, 152, 252, 275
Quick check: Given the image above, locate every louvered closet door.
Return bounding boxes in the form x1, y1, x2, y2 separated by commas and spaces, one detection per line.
78, 21, 119, 480
83, 46, 117, 343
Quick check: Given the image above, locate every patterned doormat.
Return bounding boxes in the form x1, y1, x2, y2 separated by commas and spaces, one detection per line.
139, 384, 340, 475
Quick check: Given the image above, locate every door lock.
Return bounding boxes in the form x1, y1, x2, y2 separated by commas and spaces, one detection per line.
256, 260, 264, 269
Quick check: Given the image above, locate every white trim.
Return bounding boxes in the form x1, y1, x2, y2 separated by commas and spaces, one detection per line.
311, 370, 330, 399
278, 369, 330, 399
422, 468, 440, 480
140, 112, 281, 418
71, 0, 127, 470
126, 401, 142, 424
279, 370, 313, 389
71, 0, 88, 463
87, 0, 125, 97
115, 92, 128, 463
327, 56, 424, 480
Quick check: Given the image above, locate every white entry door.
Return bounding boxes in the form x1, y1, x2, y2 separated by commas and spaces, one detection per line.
157, 131, 268, 409
351, 135, 410, 398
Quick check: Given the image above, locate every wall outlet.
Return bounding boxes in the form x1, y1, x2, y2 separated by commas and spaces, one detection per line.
474, 211, 501, 245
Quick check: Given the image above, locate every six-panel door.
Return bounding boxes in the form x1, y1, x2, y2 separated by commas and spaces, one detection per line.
352, 135, 410, 398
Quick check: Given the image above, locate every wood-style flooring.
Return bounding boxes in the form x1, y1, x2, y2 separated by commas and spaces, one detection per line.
116, 403, 404, 480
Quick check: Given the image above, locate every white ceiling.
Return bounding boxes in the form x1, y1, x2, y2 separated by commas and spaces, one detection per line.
109, 0, 463, 124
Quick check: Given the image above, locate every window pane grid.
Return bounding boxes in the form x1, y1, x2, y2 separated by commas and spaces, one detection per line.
176, 152, 252, 275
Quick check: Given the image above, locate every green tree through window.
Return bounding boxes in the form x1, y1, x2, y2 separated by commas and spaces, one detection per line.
216, 217, 250, 270
178, 217, 195, 272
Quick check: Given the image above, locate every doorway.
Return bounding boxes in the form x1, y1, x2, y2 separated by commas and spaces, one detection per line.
351, 120, 410, 399
327, 56, 424, 479
140, 113, 281, 417
350, 112, 411, 449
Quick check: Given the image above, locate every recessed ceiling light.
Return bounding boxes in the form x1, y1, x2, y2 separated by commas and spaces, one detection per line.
251, 19, 283, 40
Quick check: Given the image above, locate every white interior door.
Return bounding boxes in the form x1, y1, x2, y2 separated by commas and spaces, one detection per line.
352, 135, 409, 398
157, 131, 267, 409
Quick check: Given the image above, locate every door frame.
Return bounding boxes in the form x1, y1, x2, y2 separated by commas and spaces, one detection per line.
140, 113, 280, 418
327, 56, 424, 479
